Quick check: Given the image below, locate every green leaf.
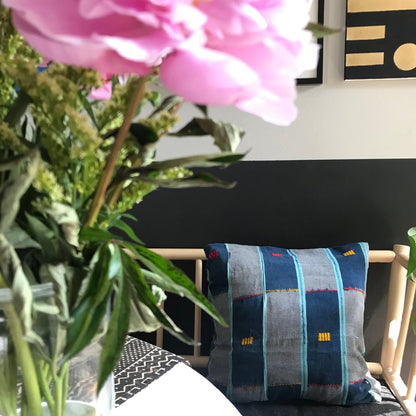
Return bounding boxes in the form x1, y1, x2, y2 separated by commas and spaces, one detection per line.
194, 104, 208, 117
120, 250, 193, 343
140, 152, 246, 171
196, 118, 245, 152
25, 213, 76, 264
65, 295, 111, 362
306, 22, 339, 38
64, 245, 114, 360
111, 219, 144, 244
149, 95, 183, 118
44, 202, 79, 247
137, 173, 236, 189
5, 223, 41, 249
0, 148, 40, 234
171, 118, 245, 153
170, 118, 207, 137
124, 243, 227, 327
408, 227, 416, 279
97, 259, 130, 391
80, 91, 99, 129
108, 243, 122, 280
0, 234, 44, 346
79, 227, 120, 243
120, 213, 137, 222
39, 263, 70, 323
129, 123, 159, 145
128, 285, 166, 332
146, 90, 161, 108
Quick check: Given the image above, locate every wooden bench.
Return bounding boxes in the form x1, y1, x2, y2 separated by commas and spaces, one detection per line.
149, 245, 415, 416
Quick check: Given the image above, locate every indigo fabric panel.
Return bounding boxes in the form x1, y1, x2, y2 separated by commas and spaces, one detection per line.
328, 243, 369, 292
208, 293, 231, 389
232, 295, 265, 401
305, 291, 342, 387
205, 243, 230, 296
260, 246, 298, 291
325, 248, 349, 405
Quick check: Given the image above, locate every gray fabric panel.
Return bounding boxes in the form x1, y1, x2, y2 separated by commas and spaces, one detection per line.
267, 292, 301, 385
344, 290, 368, 382
304, 384, 340, 404
233, 385, 265, 403
292, 248, 337, 291
208, 292, 230, 387
228, 244, 263, 299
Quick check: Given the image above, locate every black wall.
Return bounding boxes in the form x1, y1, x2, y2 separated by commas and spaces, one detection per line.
129, 159, 416, 364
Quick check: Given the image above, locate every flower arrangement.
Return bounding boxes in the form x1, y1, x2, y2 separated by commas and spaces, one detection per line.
0, 1, 320, 415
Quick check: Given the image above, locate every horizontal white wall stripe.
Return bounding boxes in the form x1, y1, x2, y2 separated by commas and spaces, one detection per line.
154, 0, 416, 161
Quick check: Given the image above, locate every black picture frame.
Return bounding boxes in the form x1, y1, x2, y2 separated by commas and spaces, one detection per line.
297, 0, 324, 85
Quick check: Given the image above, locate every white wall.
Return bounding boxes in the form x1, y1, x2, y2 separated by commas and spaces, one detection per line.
155, 0, 416, 161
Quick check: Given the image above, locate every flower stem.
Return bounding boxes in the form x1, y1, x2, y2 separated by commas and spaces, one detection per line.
0, 273, 43, 416
84, 76, 147, 228
35, 361, 55, 413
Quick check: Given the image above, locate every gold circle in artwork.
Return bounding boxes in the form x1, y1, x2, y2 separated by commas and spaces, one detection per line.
393, 43, 416, 71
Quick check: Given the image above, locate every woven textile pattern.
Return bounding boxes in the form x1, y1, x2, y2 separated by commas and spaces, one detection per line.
204, 242, 381, 405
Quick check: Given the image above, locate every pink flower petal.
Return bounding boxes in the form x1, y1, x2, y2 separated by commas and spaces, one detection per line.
89, 80, 113, 100
160, 48, 259, 106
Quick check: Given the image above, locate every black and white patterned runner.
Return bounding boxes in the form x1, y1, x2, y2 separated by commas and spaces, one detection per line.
114, 336, 189, 407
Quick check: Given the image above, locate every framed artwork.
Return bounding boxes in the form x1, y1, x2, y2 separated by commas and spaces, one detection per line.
297, 0, 325, 85
345, 0, 416, 80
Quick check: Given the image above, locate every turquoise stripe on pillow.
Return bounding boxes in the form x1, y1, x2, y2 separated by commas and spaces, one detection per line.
225, 243, 233, 400
359, 242, 369, 288
288, 249, 308, 398
325, 248, 349, 405
257, 247, 268, 401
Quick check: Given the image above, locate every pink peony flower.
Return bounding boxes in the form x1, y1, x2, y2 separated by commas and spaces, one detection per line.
5, 0, 318, 126
5, 0, 206, 75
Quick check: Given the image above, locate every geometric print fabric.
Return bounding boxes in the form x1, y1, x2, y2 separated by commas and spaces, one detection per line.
205, 242, 381, 405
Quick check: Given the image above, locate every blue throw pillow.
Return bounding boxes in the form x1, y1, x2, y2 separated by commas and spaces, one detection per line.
204, 242, 381, 405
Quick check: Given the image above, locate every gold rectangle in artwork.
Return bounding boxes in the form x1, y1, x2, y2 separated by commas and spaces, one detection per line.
346, 26, 386, 40
345, 52, 384, 66
348, 0, 416, 13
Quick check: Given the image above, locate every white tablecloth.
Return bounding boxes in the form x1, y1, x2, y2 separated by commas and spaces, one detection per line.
113, 362, 242, 416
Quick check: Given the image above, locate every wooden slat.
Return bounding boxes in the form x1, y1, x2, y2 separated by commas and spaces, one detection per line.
381, 245, 411, 372
384, 371, 416, 416
367, 361, 383, 375
392, 280, 416, 375
150, 248, 206, 260
150, 248, 396, 263
407, 348, 416, 402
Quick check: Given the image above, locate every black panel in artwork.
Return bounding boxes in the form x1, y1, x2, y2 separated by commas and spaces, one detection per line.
345, 10, 416, 79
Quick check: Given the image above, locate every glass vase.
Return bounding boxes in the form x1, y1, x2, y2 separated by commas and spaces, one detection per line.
0, 283, 114, 416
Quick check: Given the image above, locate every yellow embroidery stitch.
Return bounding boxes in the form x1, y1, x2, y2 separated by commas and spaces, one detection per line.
241, 337, 254, 345
343, 250, 355, 257
318, 332, 331, 342
266, 288, 298, 293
